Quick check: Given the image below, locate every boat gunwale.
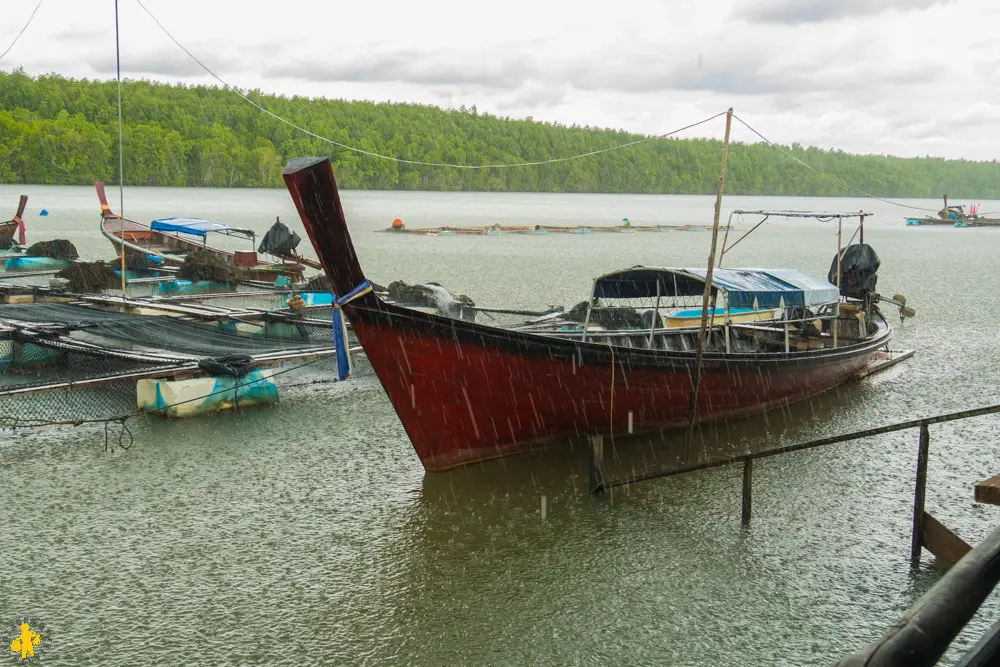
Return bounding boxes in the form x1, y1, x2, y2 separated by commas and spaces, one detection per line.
346, 297, 893, 370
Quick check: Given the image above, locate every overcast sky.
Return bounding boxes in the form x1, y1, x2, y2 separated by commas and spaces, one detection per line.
2, 0, 998, 161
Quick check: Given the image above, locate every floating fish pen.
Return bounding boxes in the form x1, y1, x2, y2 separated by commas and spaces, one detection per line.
0, 299, 362, 425
382, 223, 725, 236
904, 195, 1000, 227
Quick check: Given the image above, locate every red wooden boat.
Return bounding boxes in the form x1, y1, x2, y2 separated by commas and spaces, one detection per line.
283, 157, 893, 472
1, 195, 27, 249
95, 182, 306, 283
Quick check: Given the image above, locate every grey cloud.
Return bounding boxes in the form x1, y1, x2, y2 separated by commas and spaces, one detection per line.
736, 0, 949, 24
260, 39, 952, 101
50, 28, 107, 42
85, 49, 240, 78
496, 83, 570, 111
264, 51, 541, 90
566, 50, 820, 95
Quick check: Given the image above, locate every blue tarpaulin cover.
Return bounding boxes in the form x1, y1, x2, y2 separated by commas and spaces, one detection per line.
592, 267, 840, 308
150, 217, 254, 239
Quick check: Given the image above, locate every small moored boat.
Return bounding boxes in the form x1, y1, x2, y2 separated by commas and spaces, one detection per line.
1, 195, 27, 250
95, 182, 307, 283
905, 195, 1000, 227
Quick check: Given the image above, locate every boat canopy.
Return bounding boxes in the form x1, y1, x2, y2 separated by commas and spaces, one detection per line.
150, 217, 255, 239
592, 267, 840, 309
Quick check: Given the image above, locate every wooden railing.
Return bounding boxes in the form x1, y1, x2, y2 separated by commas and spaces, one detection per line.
589, 402, 1000, 567
588, 402, 1000, 664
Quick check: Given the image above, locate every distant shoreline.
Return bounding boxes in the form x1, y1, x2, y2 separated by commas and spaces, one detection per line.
3, 70, 999, 199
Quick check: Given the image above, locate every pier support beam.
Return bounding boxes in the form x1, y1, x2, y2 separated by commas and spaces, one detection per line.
589, 435, 606, 497
741, 459, 753, 526
911, 424, 930, 567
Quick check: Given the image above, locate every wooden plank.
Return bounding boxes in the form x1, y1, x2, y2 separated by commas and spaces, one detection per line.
855, 349, 915, 379
975, 474, 1000, 506
79, 295, 256, 319
922, 512, 972, 569
911, 424, 930, 566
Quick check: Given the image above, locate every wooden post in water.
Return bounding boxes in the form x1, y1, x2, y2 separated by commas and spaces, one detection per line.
741, 459, 753, 525
687, 107, 734, 441
589, 435, 606, 497
910, 424, 930, 567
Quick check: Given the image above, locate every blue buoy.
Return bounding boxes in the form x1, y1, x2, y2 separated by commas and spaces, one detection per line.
39, 209, 49, 216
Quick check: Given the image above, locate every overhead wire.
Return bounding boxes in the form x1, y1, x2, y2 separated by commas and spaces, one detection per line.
733, 113, 938, 213
132, 0, 725, 169
0, 0, 44, 63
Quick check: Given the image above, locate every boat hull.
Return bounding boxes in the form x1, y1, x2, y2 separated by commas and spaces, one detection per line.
349, 304, 886, 470
0, 221, 16, 245
283, 157, 890, 472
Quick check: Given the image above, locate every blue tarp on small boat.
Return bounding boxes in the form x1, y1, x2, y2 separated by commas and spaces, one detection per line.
592, 266, 840, 308
150, 217, 255, 239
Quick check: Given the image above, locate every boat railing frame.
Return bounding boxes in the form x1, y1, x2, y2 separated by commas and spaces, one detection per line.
581, 297, 846, 353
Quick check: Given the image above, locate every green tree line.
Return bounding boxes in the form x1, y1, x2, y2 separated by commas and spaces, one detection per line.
1, 69, 998, 197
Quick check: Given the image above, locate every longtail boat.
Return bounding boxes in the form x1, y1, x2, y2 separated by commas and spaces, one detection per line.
1, 195, 27, 250
95, 182, 306, 283
284, 157, 896, 472
905, 194, 1000, 227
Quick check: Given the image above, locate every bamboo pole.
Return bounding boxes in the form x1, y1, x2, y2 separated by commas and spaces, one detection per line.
686, 107, 733, 440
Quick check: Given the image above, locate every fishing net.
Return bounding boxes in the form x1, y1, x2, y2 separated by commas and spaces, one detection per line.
25, 239, 79, 260
304, 274, 332, 292
127, 254, 152, 273
177, 249, 240, 284
56, 261, 120, 293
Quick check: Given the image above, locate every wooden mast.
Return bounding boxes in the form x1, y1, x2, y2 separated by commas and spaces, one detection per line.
687, 107, 734, 439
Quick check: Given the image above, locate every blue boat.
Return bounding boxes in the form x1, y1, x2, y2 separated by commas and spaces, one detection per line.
156, 280, 231, 294
284, 292, 333, 307
3, 256, 71, 272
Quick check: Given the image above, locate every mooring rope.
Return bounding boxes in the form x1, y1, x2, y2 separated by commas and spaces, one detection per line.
0, 0, 44, 63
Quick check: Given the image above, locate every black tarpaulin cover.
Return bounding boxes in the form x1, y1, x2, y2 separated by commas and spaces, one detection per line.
829, 244, 880, 298
258, 220, 301, 256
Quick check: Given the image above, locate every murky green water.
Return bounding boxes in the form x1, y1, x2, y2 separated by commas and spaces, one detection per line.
2, 184, 1000, 665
